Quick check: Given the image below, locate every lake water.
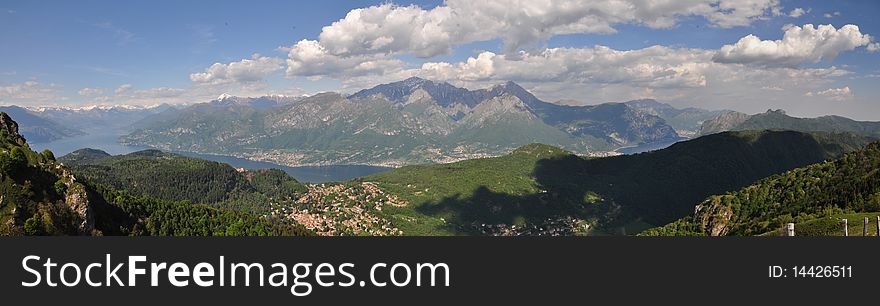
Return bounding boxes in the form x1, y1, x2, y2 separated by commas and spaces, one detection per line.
614, 138, 685, 155
29, 130, 392, 183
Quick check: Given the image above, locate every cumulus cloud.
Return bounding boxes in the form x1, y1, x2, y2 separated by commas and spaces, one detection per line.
310, 0, 780, 59
419, 46, 711, 88
284, 39, 406, 79
805, 86, 852, 101
713, 24, 875, 67
77, 87, 105, 96
190, 54, 284, 85
868, 43, 880, 52
788, 8, 806, 18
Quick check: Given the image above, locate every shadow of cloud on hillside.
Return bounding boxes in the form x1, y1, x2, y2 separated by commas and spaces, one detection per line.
413, 130, 849, 235
414, 156, 608, 235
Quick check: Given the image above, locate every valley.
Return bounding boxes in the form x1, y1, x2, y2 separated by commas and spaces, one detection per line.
5, 77, 880, 236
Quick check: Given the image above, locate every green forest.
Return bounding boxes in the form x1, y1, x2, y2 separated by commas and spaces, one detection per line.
642, 141, 880, 236
365, 130, 874, 235
0, 112, 312, 236
5, 108, 880, 237
60, 149, 307, 215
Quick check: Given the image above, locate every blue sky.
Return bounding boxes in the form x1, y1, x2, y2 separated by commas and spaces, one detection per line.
1, 0, 879, 119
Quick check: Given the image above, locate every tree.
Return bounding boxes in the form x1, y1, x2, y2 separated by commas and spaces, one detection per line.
54, 180, 67, 196
42, 149, 55, 162
8, 147, 27, 174
0, 152, 9, 174
23, 214, 44, 236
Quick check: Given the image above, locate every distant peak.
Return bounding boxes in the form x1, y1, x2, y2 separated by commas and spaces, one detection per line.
217, 93, 235, 100
764, 109, 787, 115
395, 77, 432, 88
402, 76, 428, 84
494, 80, 524, 91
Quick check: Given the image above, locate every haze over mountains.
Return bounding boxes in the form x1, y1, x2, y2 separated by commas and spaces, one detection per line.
120, 78, 691, 167
7, 77, 880, 169
0, 104, 171, 143
699, 109, 880, 138
0, 106, 83, 143
4, 101, 880, 236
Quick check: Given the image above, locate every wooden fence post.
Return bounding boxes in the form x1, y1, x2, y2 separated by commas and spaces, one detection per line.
865, 217, 869, 236
785, 223, 795, 236
842, 219, 848, 237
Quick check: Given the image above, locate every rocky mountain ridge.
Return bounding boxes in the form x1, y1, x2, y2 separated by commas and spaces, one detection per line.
122, 78, 685, 167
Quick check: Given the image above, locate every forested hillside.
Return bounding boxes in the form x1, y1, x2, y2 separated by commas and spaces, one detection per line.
60, 149, 307, 214
0, 112, 311, 236
365, 130, 874, 235
643, 141, 880, 236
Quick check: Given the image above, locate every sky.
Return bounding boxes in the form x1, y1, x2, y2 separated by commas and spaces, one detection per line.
1, 0, 879, 119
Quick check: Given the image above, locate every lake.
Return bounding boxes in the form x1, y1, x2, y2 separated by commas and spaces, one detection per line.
29, 130, 392, 183
614, 138, 686, 155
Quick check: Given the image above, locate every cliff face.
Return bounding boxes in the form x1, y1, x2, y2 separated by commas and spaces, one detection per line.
59, 166, 95, 233
0, 112, 95, 235
0, 112, 27, 145
698, 111, 751, 136
692, 196, 734, 236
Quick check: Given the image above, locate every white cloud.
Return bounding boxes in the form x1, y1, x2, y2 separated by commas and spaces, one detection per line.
788, 8, 806, 18
713, 24, 875, 67
310, 0, 780, 60
824, 11, 841, 18
805, 86, 852, 101
0, 81, 65, 105
867, 43, 880, 52
190, 54, 284, 85
115, 84, 133, 94
77, 87, 105, 96
392, 43, 852, 111
284, 39, 406, 78
419, 46, 711, 88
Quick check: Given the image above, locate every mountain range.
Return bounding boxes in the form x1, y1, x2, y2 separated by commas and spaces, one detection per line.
699, 109, 880, 137
0, 106, 83, 143
5, 106, 879, 236
8, 77, 880, 171
31, 104, 173, 133
121, 78, 692, 167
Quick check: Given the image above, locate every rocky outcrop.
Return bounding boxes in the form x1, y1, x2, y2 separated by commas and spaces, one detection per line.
692, 195, 735, 236
58, 167, 95, 234
1, 112, 96, 235
698, 111, 751, 136
0, 111, 27, 144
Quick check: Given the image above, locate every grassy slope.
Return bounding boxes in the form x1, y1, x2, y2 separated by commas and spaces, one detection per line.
365, 130, 873, 235
761, 213, 880, 236
364, 144, 569, 235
